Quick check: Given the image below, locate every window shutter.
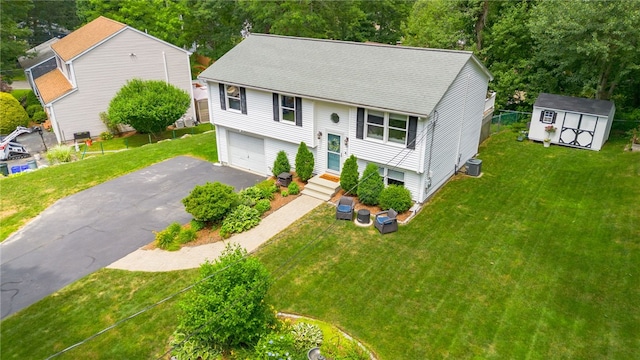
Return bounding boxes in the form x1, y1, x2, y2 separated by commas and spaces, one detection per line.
295, 97, 302, 126
539, 111, 544, 122
407, 116, 418, 149
218, 83, 226, 110
240, 87, 247, 115
552, 112, 557, 123
356, 108, 364, 139
272, 93, 279, 122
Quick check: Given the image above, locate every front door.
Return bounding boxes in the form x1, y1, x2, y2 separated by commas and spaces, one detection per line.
327, 133, 341, 173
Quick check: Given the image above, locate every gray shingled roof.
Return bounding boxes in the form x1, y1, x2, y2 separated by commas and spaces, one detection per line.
18, 37, 60, 69
199, 34, 491, 117
534, 93, 614, 117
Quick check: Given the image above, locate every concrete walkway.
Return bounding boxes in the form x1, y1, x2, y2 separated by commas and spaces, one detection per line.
107, 195, 324, 272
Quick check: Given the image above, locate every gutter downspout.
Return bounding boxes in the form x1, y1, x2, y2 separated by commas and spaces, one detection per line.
162, 51, 169, 83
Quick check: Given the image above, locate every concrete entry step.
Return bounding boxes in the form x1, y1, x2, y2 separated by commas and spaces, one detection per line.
301, 174, 341, 201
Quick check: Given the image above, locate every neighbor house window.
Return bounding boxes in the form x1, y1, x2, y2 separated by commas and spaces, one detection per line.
377, 166, 406, 186
225, 85, 241, 111
281, 95, 296, 123
365, 110, 408, 145
540, 110, 556, 124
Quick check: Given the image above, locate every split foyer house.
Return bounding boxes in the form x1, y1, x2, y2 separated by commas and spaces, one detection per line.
529, 93, 615, 151
199, 34, 493, 203
32, 16, 195, 143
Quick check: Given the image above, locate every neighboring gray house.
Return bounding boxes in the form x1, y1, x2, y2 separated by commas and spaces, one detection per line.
529, 93, 615, 151
199, 34, 493, 203
33, 16, 195, 143
18, 37, 60, 97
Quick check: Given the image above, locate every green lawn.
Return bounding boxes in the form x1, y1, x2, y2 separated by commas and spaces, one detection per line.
0, 131, 218, 241
1, 131, 638, 359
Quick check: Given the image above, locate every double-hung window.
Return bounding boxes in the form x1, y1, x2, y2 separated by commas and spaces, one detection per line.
365, 110, 408, 145
540, 110, 556, 124
281, 95, 296, 123
218, 83, 246, 114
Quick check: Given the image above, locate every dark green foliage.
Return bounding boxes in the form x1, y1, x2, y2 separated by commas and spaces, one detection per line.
295, 142, 314, 182
177, 228, 197, 244
26, 104, 43, 117
254, 199, 271, 215
155, 222, 182, 251
256, 179, 278, 200
108, 79, 190, 134
272, 150, 291, 177
357, 163, 384, 205
254, 332, 300, 359
287, 181, 300, 195
220, 205, 261, 238
190, 219, 206, 232
378, 185, 413, 213
0, 93, 29, 134
240, 186, 265, 207
340, 155, 359, 195
31, 111, 47, 123
182, 182, 239, 223
177, 244, 276, 352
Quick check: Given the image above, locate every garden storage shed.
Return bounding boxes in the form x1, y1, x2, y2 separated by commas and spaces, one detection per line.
529, 93, 615, 151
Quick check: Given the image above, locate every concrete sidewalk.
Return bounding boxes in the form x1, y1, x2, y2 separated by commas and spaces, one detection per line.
107, 195, 324, 272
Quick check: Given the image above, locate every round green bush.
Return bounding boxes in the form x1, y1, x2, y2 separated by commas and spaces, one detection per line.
26, 104, 43, 117
0, 92, 29, 134
357, 163, 384, 205
32, 110, 47, 123
254, 199, 271, 215
100, 131, 114, 140
240, 186, 265, 207
340, 155, 359, 195
295, 142, 314, 182
378, 185, 413, 213
287, 181, 300, 195
182, 182, 239, 223
272, 150, 291, 177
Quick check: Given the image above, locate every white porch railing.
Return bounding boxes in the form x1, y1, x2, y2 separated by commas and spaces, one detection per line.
484, 92, 496, 114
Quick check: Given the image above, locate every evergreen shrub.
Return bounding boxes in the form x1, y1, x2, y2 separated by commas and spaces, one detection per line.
378, 185, 413, 213
357, 163, 384, 205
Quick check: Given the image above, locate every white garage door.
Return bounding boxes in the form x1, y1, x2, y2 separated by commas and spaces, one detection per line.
228, 132, 266, 174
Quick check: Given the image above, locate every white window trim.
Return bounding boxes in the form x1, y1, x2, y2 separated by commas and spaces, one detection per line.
365, 110, 408, 146
225, 85, 242, 113
280, 95, 296, 124
376, 165, 406, 186
541, 110, 555, 124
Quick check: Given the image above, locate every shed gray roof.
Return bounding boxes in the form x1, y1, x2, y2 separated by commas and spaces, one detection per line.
534, 93, 614, 117
18, 37, 60, 69
198, 34, 492, 117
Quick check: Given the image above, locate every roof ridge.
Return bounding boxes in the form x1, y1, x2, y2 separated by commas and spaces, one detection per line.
250, 33, 473, 55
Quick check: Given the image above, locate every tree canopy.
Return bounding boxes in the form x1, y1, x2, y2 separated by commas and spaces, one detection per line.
107, 79, 190, 134
0, 0, 32, 84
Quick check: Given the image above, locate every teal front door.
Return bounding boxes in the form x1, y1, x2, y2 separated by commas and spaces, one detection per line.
327, 133, 341, 172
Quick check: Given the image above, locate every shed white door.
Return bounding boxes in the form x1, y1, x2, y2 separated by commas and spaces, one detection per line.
228, 132, 265, 174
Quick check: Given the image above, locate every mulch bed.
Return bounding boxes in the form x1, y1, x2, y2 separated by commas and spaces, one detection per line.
329, 189, 413, 222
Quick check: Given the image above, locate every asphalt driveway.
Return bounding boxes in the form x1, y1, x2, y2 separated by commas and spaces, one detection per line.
1, 156, 264, 319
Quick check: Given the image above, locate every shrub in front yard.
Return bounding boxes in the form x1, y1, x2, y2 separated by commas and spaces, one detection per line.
272, 150, 291, 177
240, 186, 265, 207
190, 219, 206, 232
182, 182, 239, 223
287, 181, 300, 195
254, 199, 271, 215
295, 142, 314, 182
155, 222, 182, 251
177, 228, 197, 244
32, 110, 47, 123
357, 163, 384, 205
0, 92, 29, 133
378, 185, 413, 213
340, 155, 359, 195
45, 145, 73, 164
256, 179, 278, 200
26, 104, 43, 117
220, 205, 261, 238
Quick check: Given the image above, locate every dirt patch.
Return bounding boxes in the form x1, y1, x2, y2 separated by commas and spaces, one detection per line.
144, 176, 306, 250
330, 189, 412, 223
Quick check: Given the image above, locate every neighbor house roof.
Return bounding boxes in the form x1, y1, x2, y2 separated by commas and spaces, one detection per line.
18, 37, 60, 69
51, 16, 126, 62
534, 93, 614, 117
198, 34, 492, 117
35, 69, 74, 104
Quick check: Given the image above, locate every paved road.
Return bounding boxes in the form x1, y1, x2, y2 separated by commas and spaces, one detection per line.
0, 156, 264, 319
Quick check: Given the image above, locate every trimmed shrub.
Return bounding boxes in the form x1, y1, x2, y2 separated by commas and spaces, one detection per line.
190, 219, 206, 232
177, 228, 197, 244
378, 185, 413, 213
281, 190, 289, 197
357, 163, 384, 205
272, 150, 291, 177
32, 110, 47, 123
26, 104, 43, 117
254, 199, 271, 215
287, 181, 300, 195
291, 322, 323, 351
340, 155, 359, 195
295, 142, 314, 182
254, 332, 299, 360
46, 145, 72, 164
0, 92, 29, 134
182, 182, 239, 223
256, 179, 278, 200
220, 204, 261, 238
